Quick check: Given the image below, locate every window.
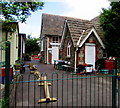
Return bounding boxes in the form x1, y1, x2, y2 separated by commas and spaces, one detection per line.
53, 37, 58, 43
103, 49, 107, 58
67, 42, 71, 57
41, 40, 44, 51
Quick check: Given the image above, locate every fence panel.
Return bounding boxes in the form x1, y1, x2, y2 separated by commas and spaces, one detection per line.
10, 72, 120, 107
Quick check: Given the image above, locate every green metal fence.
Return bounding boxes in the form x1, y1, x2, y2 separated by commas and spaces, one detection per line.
10, 71, 120, 107
0, 41, 11, 108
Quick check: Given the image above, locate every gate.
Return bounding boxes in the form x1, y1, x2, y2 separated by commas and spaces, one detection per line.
10, 69, 120, 107
0, 41, 11, 108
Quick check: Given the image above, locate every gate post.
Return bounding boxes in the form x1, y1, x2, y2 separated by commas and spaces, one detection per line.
5, 41, 10, 108
112, 59, 117, 108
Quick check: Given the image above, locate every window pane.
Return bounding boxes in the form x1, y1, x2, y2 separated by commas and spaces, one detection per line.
68, 47, 70, 55
67, 42, 70, 57
56, 37, 58, 42
53, 37, 55, 43
53, 37, 58, 43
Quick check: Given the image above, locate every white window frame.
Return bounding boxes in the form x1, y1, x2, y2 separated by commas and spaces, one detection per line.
41, 40, 44, 51
52, 36, 58, 43
67, 42, 71, 57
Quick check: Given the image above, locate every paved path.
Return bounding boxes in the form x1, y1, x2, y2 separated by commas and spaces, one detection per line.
11, 60, 114, 107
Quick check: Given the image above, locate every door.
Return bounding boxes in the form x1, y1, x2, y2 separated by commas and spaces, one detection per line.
52, 46, 59, 64
85, 43, 96, 68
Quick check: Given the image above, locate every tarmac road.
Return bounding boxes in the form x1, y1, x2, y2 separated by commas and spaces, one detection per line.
11, 60, 118, 107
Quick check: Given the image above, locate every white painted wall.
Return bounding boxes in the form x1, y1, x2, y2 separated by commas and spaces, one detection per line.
8, 30, 19, 65
1, 26, 19, 66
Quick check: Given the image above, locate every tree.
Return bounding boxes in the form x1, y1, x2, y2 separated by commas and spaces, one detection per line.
25, 35, 40, 55
0, 0, 44, 23
100, 2, 120, 57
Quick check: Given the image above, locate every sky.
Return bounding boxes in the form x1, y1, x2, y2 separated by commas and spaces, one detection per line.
19, 0, 110, 38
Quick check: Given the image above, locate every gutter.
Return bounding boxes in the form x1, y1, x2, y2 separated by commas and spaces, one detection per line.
46, 37, 49, 64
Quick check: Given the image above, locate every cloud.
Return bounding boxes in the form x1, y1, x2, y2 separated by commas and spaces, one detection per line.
19, 22, 40, 38
31, 32, 40, 38
19, 22, 31, 34
62, 0, 110, 20
19, 0, 110, 38
44, 0, 66, 2
44, 0, 110, 20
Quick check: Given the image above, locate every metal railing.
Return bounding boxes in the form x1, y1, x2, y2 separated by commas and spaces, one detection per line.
0, 41, 11, 108
10, 71, 120, 107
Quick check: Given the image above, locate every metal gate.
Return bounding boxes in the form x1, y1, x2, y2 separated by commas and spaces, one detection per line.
10, 70, 120, 107
0, 41, 11, 107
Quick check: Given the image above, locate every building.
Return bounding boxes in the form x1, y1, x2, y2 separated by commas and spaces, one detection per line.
1, 22, 19, 66
18, 33, 26, 61
61, 16, 106, 71
40, 13, 88, 64
40, 13, 106, 70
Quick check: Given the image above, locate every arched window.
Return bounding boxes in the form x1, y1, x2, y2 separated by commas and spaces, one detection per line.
67, 42, 71, 57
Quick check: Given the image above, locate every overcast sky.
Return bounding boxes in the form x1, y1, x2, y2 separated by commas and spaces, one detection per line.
19, 0, 110, 38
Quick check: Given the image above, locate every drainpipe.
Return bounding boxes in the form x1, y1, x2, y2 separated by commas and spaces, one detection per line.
74, 46, 78, 73
46, 37, 49, 64
74, 50, 77, 72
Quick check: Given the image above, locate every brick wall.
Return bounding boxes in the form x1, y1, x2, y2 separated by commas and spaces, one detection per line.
44, 36, 48, 63
48, 36, 62, 64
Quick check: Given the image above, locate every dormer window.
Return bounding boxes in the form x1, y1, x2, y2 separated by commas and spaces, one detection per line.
67, 42, 71, 57
53, 37, 58, 43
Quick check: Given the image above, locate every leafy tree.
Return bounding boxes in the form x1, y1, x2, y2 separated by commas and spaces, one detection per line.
100, 2, 120, 57
0, 1, 43, 52
25, 35, 40, 55
0, 0, 44, 23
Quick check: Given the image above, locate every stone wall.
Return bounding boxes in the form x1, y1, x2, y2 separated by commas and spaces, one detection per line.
62, 31, 75, 67
62, 31, 104, 67
77, 32, 104, 65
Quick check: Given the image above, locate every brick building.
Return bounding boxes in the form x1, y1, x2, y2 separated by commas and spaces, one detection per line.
40, 13, 89, 64
61, 17, 106, 71
40, 13, 106, 70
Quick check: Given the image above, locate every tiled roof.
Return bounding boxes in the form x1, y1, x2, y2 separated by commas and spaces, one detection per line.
65, 16, 104, 46
80, 28, 92, 42
41, 13, 104, 47
41, 13, 88, 37
90, 16, 104, 41
66, 20, 89, 46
